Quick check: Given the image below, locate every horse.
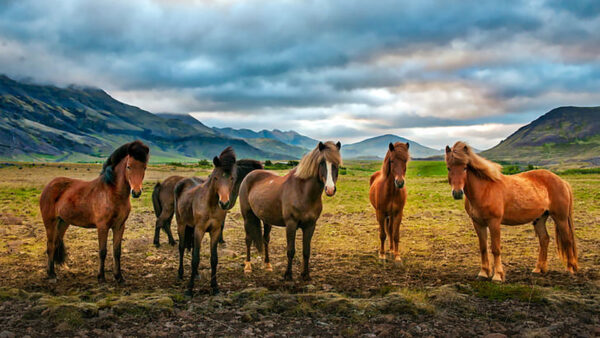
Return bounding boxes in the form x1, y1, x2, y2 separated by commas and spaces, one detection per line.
240, 141, 342, 281
445, 141, 578, 282
151, 159, 263, 247
39, 140, 150, 283
175, 147, 237, 295
369, 142, 409, 261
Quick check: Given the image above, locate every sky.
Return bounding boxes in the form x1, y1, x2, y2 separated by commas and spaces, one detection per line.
1, 0, 599, 150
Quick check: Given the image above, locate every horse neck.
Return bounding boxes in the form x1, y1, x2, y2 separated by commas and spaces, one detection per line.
201, 174, 219, 207
297, 174, 324, 202
110, 158, 131, 198
464, 170, 493, 203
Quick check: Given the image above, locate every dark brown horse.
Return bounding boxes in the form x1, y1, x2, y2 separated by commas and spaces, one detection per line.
446, 141, 578, 282
175, 147, 237, 295
39, 140, 149, 282
240, 141, 342, 281
369, 142, 409, 261
151, 159, 263, 247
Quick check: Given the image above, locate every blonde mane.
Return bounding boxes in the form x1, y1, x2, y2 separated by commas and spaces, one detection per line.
294, 141, 342, 179
447, 141, 502, 181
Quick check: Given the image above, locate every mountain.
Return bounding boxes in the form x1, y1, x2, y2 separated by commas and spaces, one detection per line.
214, 127, 318, 150
342, 134, 442, 159
482, 106, 600, 166
155, 113, 217, 136
0, 75, 296, 162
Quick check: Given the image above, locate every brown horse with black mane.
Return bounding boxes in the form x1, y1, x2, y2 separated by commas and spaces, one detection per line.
151, 159, 263, 247
175, 147, 237, 296
39, 140, 150, 283
369, 142, 409, 261
240, 141, 341, 281
445, 141, 578, 282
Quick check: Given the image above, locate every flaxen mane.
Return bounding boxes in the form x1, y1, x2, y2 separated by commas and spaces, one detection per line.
448, 141, 502, 181
382, 142, 410, 177
295, 141, 342, 179
101, 140, 150, 184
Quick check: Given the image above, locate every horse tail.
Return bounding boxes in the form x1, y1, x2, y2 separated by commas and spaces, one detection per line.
244, 213, 264, 254
183, 225, 194, 251
152, 182, 162, 218
555, 183, 578, 271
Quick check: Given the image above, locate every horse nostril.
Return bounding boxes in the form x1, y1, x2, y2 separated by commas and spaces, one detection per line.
395, 179, 405, 189
219, 201, 229, 209
452, 190, 464, 200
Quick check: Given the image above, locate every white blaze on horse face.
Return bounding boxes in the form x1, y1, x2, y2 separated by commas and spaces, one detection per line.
325, 161, 335, 196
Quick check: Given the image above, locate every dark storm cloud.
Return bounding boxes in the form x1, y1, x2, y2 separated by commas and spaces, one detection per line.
0, 0, 599, 148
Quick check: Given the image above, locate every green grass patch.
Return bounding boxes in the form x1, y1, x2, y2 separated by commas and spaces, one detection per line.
470, 281, 544, 303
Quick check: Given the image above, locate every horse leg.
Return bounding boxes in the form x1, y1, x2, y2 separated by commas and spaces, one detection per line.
97, 225, 109, 283
243, 211, 261, 274
473, 221, 491, 278
532, 213, 550, 274
300, 222, 316, 281
186, 227, 205, 297
44, 217, 58, 280
264, 223, 273, 271
392, 212, 402, 262
489, 219, 505, 282
112, 221, 126, 283
209, 225, 221, 295
218, 220, 225, 244
376, 211, 387, 260
177, 222, 186, 280
283, 220, 298, 281
163, 214, 177, 246
153, 216, 163, 247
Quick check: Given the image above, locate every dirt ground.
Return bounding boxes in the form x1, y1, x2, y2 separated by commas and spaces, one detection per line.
0, 162, 599, 337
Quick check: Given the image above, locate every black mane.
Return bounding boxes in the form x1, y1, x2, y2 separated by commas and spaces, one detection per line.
101, 140, 149, 184
217, 146, 236, 174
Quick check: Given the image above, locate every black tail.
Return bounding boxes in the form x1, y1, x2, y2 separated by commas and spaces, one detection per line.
152, 182, 162, 218
183, 225, 194, 251
54, 239, 67, 265
244, 214, 264, 254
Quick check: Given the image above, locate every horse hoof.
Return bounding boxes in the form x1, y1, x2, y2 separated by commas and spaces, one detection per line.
244, 261, 252, 274
283, 273, 293, 281
115, 275, 125, 284
98, 276, 106, 283
532, 267, 546, 274
264, 263, 273, 272
477, 270, 491, 279
154, 242, 160, 248
300, 274, 311, 281
211, 288, 220, 296
48, 277, 58, 284
394, 256, 402, 263
492, 274, 504, 283
378, 254, 386, 260
184, 290, 193, 298
169, 241, 177, 246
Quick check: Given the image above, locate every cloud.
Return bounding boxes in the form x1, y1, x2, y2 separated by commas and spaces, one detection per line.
0, 0, 599, 149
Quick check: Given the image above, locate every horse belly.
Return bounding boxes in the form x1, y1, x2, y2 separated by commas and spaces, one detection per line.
248, 190, 285, 226
502, 178, 549, 225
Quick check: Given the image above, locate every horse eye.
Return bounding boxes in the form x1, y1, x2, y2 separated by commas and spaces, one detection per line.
127, 166, 131, 170
464, 167, 468, 171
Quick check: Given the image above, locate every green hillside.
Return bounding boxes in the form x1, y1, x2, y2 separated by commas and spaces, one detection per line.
482, 106, 600, 166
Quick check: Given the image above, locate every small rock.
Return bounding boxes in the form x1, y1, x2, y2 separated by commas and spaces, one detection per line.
484, 334, 507, 338
55, 323, 70, 332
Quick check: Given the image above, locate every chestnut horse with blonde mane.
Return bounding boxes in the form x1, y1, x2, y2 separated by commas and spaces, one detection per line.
369, 142, 409, 261
39, 140, 150, 283
240, 141, 341, 281
445, 141, 577, 282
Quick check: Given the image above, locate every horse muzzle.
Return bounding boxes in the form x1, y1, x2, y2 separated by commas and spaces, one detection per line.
325, 186, 336, 197
452, 190, 464, 200
218, 200, 230, 210
394, 179, 405, 189
131, 189, 142, 198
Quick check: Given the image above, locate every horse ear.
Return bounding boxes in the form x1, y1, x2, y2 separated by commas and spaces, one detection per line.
464, 145, 469, 152
336, 141, 341, 150
445, 145, 451, 153
406, 142, 409, 149
389, 142, 394, 151
213, 156, 221, 167
318, 142, 326, 151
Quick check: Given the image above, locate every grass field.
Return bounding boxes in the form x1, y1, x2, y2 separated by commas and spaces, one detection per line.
0, 161, 599, 336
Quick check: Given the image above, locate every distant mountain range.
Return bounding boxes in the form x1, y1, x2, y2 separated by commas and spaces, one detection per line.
342, 134, 442, 159
2, 75, 598, 165
0, 75, 292, 161
482, 106, 600, 166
